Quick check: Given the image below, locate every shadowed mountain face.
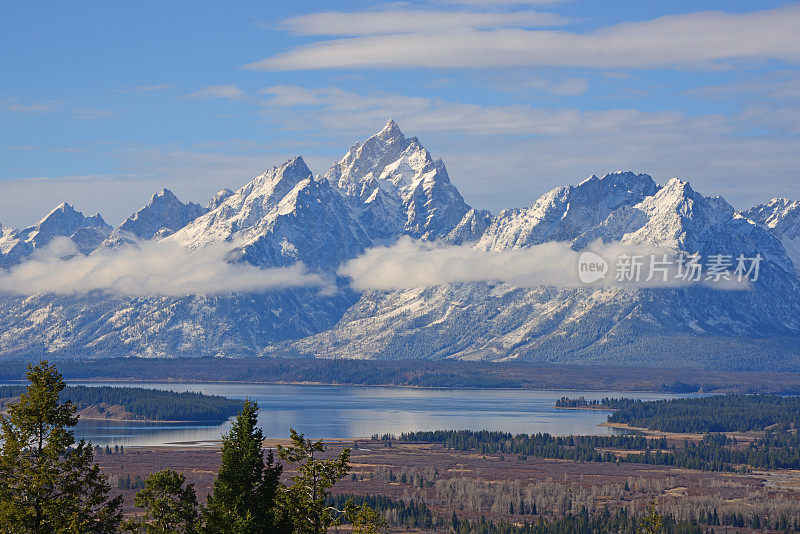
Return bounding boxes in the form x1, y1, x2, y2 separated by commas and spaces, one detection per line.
0, 120, 799, 369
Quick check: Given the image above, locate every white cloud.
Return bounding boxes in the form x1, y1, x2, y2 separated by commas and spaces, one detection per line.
71, 107, 116, 119
442, 0, 569, 4
2, 99, 61, 113
0, 238, 325, 296
247, 5, 800, 71
117, 84, 177, 93
691, 70, 800, 101
280, 9, 569, 36
185, 85, 247, 100
259, 84, 722, 136
338, 238, 749, 290
509, 76, 589, 96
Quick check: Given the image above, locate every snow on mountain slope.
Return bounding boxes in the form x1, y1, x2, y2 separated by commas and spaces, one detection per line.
116, 188, 206, 241
477, 171, 657, 251
0, 203, 111, 266
572, 179, 794, 272
0, 289, 359, 359
207, 188, 234, 210
275, 175, 800, 369
445, 208, 493, 244
171, 156, 371, 270
742, 198, 800, 271
325, 119, 470, 240
0, 121, 799, 368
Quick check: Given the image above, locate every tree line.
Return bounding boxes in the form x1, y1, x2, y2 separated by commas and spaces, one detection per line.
0, 358, 523, 389
0, 384, 242, 423
400, 428, 800, 472
602, 395, 800, 433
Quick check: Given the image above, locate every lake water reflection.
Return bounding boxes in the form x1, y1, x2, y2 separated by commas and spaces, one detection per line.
42, 383, 690, 447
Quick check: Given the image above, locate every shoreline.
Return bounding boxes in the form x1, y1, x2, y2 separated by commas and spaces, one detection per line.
60, 378, 673, 394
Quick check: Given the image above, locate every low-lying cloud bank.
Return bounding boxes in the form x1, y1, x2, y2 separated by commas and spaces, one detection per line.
338, 238, 750, 291
0, 238, 325, 296
0, 237, 753, 297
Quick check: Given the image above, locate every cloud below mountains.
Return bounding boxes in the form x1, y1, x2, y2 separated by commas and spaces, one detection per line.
338, 238, 749, 291
0, 238, 325, 296
0, 237, 750, 297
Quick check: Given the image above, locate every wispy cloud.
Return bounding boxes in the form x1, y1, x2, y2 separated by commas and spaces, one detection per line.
71, 107, 116, 119
185, 85, 247, 100
259, 84, 717, 136
280, 9, 569, 36
497, 76, 588, 96
0, 238, 325, 296
443, 0, 570, 5
117, 84, 177, 94
690, 70, 800, 102
247, 5, 800, 71
2, 98, 61, 113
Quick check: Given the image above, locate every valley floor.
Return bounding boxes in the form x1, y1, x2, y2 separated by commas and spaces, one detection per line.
97, 438, 800, 532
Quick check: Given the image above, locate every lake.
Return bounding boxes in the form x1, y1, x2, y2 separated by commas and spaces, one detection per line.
46, 382, 690, 447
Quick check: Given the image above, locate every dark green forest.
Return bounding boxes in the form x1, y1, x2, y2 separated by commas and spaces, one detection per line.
3, 357, 800, 393
603, 395, 800, 432
400, 428, 800, 472
0, 384, 241, 422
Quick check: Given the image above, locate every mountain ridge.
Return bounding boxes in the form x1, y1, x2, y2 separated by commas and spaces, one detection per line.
0, 120, 798, 369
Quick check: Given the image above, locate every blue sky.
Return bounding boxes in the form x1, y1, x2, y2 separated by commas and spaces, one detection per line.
2, 0, 799, 227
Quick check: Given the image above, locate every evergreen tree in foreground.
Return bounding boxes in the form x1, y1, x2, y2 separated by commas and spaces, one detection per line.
201, 400, 284, 534
124, 469, 199, 534
0, 361, 122, 534
278, 428, 351, 534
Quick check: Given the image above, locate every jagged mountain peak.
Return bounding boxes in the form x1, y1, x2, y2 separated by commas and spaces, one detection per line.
325, 121, 426, 195
478, 170, 658, 251
36, 202, 108, 231
248, 156, 313, 198
207, 188, 234, 210
3, 123, 800, 366
0, 202, 111, 264
170, 154, 371, 269
323, 121, 469, 241
642, 178, 734, 222
744, 197, 800, 230
742, 196, 800, 270
112, 187, 206, 242
151, 188, 179, 202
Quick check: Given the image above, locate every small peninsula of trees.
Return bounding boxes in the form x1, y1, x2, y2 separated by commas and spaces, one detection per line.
0, 384, 242, 423
603, 395, 800, 433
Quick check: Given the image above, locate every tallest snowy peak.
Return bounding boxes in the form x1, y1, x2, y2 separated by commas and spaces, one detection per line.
380, 118, 403, 138
325, 120, 430, 197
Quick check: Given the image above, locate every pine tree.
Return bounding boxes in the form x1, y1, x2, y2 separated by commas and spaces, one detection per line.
639, 500, 663, 534
278, 427, 351, 534
343, 499, 386, 534
0, 361, 122, 533
201, 400, 283, 534
124, 469, 199, 534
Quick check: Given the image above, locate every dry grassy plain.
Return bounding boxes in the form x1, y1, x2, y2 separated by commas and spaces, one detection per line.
96, 438, 800, 532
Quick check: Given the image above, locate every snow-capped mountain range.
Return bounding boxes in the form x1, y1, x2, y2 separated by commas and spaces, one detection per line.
1, 120, 799, 369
